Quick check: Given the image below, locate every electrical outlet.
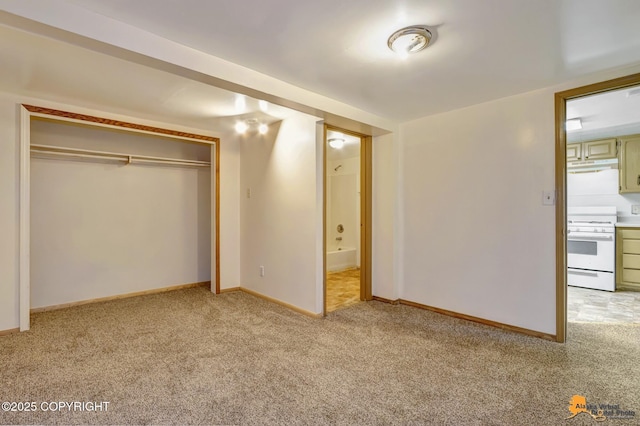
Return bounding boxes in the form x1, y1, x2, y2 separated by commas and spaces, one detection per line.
632, 205, 640, 215
260, 265, 265, 277
542, 190, 555, 206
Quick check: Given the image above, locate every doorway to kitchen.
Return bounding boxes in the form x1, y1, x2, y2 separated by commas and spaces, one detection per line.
324, 125, 372, 314
555, 73, 640, 342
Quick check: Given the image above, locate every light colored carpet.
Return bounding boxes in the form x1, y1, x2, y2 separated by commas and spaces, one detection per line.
1, 287, 639, 425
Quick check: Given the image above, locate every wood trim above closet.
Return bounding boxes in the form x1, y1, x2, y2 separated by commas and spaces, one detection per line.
22, 104, 218, 144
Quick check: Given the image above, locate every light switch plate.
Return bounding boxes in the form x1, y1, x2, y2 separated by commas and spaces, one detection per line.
543, 190, 556, 206
632, 205, 640, 215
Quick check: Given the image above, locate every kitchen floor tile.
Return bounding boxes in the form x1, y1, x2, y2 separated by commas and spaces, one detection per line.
568, 286, 640, 323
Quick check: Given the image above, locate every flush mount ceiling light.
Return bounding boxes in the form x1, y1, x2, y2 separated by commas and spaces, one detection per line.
566, 118, 583, 131
388, 25, 432, 59
328, 138, 345, 149
235, 119, 269, 135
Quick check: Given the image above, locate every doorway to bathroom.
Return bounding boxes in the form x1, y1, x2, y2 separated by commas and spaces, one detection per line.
324, 125, 372, 313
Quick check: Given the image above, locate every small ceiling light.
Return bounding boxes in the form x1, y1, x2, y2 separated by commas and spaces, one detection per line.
566, 118, 582, 131
388, 25, 432, 59
328, 138, 345, 149
235, 121, 248, 133
258, 123, 268, 134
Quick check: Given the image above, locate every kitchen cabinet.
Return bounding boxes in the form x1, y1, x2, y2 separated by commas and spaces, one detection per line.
616, 227, 640, 291
567, 138, 617, 162
618, 135, 640, 193
567, 143, 581, 162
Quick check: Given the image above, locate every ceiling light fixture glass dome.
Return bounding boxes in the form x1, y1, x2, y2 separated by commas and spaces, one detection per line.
328, 138, 345, 149
388, 25, 432, 59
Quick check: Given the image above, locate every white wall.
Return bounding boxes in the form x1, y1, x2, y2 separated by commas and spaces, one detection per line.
239, 114, 321, 314
568, 169, 640, 221
372, 133, 397, 300
326, 156, 360, 256
398, 65, 640, 335
30, 120, 211, 308
328, 174, 358, 252
0, 94, 20, 331
401, 88, 557, 334
0, 92, 241, 331
219, 132, 241, 290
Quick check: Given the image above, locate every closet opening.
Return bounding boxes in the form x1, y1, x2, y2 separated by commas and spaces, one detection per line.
19, 105, 220, 331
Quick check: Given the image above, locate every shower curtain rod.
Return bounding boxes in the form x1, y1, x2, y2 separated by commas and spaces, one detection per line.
30, 144, 211, 168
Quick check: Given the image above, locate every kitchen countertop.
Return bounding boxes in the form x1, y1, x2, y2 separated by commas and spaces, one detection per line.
615, 221, 640, 228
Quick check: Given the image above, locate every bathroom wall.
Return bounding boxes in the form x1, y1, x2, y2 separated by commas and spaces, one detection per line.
326, 156, 360, 267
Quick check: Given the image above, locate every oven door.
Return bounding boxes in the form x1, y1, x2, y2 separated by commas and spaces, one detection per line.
567, 232, 615, 272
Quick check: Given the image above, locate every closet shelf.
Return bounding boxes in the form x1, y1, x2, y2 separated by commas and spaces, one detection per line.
30, 144, 211, 168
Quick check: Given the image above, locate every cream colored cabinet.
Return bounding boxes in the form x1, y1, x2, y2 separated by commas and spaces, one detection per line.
567, 143, 581, 162
616, 228, 640, 291
583, 139, 617, 160
619, 135, 640, 193
567, 138, 617, 162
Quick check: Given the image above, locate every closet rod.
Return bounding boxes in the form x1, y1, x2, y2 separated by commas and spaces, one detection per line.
30, 144, 211, 167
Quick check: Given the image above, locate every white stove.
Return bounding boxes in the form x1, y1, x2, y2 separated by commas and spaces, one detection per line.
567, 206, 616, 291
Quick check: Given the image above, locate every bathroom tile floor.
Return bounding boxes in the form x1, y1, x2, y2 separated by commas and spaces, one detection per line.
326, 268, 361, 313
568, 286, 640, 323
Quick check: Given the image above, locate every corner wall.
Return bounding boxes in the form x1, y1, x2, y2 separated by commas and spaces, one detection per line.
239, 114, 321, 314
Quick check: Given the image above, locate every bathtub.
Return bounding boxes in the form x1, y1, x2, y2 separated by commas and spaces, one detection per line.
326, 246, 357, 272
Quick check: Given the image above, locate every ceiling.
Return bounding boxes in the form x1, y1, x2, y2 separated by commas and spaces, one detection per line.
62, 0, 640, 121
0, 24, 297, 134
567, 84, 640, 142
2, 1, 640, 127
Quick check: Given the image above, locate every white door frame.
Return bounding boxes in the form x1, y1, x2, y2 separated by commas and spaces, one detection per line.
18, 104, 220, 331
